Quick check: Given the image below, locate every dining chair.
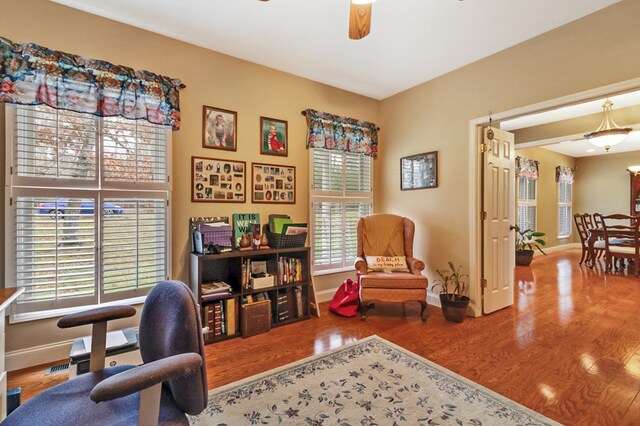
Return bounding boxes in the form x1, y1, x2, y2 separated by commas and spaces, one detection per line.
574, 213, 596, 265
601, 214, 640, 277
582, 213, 605, 267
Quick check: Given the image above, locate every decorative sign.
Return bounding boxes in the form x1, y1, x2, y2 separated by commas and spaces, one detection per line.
251, 162, 296, 204
232, 213, 260, 248
192, 156, 246, 203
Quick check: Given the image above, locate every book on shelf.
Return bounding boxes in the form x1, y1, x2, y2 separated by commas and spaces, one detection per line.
277, 291, 289, 322
202, 281, 232, 295
282, 223, 308, 235
225, 298, 236, 336
294, 286, 303, 318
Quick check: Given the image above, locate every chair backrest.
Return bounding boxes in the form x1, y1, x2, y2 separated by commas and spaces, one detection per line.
582, 213, 595, 230
593, 213, 604, 228
138, 281, 208, 415
573, 213, 588, 244
356, 214, 415, 258
601, 214, 640, 253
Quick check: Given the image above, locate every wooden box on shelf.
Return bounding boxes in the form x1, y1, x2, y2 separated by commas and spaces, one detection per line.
189, 246, 311, 344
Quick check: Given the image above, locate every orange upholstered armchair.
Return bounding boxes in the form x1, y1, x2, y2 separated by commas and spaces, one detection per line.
354, 214, 428, 321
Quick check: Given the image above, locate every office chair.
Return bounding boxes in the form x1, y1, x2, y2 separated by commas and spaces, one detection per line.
3, 280, 207, 425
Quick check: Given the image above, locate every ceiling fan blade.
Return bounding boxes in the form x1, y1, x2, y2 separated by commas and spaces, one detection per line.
349, 1, 372, 40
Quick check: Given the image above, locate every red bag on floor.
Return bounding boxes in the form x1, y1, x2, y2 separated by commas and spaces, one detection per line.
329, 278, 360, 317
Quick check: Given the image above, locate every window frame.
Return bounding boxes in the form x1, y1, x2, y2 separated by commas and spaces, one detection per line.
309, 148, 373, 275
557, 180, 573, 239
5, 104, 172, 321
516, 175, 537, 232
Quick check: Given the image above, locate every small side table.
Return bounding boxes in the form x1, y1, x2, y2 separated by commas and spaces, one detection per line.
0, 288, 24, 421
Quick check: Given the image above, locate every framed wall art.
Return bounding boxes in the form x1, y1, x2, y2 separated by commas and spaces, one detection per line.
192, 156, 246, 203
203, 105, 237, 151
260, 116, 288, 157
400, 151, 438, 190
251, 162, 296, 204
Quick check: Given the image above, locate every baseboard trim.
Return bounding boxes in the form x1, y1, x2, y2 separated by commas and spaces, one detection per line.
6, 340, 72, 372
535, 242, 580, 255
315, 288, 336, 303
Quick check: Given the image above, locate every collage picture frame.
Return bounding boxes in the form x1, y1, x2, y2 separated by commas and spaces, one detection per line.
251, 162, 296, 204
192, 156, 246, 203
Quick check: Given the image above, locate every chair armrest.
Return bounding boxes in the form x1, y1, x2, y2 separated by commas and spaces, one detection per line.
90, 353, 203, 402
57, 305, 136, 329
406, 257, 425, 275
354, 256, 367, 274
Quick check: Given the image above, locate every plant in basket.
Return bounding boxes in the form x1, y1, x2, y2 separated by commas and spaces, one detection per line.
431, 262, 469, 323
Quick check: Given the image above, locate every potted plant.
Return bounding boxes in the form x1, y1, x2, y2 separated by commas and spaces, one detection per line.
431, 262, 469, 323
514, 225, 546, 266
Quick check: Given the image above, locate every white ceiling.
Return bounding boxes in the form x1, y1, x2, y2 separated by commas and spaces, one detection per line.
51, 0, 622, 100
504, 90, 640, 158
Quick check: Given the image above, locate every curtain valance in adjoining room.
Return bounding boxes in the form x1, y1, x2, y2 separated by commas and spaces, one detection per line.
555, 165, 575, 183
515, 156, 539, 180
303, 109, 378, 157
0, 36, 184, 129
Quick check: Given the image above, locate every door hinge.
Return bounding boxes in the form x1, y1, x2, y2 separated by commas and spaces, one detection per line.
481, 278, 487, 288
480, 142, 488, 153
166, 199, 170, 207
481, 211, 487, 220
9, 197, 13, 206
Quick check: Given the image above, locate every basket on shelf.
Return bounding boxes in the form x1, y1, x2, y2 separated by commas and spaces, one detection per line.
199, 223, 233, 248
263, 224, 307, 249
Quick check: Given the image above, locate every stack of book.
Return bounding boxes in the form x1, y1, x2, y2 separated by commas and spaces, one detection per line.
203, 298, 237, 340
201, 281, 232, 301
277, 257, 303, 285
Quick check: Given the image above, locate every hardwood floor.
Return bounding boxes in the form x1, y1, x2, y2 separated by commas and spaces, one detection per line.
8, 249, 640, 424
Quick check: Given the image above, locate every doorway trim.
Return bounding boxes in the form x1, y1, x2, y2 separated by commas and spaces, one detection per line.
467, 76, 640, 317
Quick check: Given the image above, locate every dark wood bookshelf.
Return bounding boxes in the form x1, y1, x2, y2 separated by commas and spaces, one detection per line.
190, 247, 310, 344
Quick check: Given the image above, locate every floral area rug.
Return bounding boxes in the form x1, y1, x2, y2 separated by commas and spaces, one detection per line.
190, 335, 559, 425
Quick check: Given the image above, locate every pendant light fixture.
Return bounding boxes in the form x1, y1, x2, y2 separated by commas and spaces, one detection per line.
584, 99, 632, 152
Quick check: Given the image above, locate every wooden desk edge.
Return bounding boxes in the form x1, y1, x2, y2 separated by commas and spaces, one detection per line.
0, 288, 24, 314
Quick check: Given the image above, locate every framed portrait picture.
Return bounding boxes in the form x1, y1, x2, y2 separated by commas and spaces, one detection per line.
260, 116, 288, 157
192, 156, 246, 203
400, 151, 438, 190
251, 162, 295, 204
203, 105, 237, 151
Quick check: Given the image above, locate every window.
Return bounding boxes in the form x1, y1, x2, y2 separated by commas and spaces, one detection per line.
6, 104, 171, 316
558, 180, 573, 238
309, 148, 372, 273
517, 176, 537, 231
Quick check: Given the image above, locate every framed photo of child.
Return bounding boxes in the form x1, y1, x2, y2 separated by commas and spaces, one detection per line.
260, 116, 288, 157
203, 105, 237, 151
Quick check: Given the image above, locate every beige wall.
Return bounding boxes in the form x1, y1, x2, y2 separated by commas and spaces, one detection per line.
514, 147, 576, 248
575, 151, 640, 216
0, 0, 378, 357
3, 0, 640, 362
378, 0, 640, 314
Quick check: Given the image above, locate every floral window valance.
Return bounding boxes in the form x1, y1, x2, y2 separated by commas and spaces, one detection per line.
555, 165, 575, 183
515, 156, 539, 180
304, 109, 378, 157
0, 36, 184, 129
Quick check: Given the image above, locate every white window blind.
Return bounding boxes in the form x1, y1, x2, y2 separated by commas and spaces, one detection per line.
558, 181, 573, 238
310, 148, 372, 272
7, 104, 171, 316
517, 176, 537, 231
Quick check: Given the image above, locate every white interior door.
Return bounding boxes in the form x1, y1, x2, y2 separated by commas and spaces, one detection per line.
483, 127, 515, 314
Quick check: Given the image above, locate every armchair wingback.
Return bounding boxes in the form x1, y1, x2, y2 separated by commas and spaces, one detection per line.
355, 214, 428, 321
